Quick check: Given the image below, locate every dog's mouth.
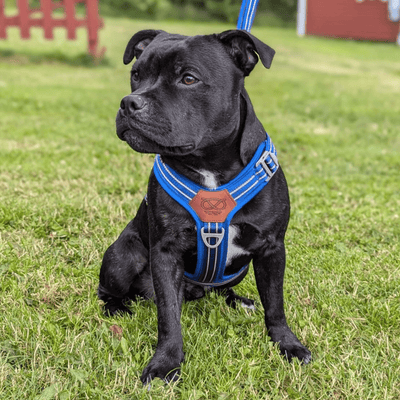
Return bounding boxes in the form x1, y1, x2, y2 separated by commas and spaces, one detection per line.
158, 143, 195, 155
118, 126, 195, 156
116, 108, 198, 156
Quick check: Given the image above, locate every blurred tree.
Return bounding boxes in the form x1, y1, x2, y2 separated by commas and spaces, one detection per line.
99, 0, 297, 22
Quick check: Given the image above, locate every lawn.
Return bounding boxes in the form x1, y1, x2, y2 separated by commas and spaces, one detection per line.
0, 15, 399, 400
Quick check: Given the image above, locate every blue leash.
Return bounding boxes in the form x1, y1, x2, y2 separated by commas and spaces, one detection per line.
237, 0, 259, 31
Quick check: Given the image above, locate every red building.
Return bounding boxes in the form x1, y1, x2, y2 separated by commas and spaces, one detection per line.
297, 0, 400, 45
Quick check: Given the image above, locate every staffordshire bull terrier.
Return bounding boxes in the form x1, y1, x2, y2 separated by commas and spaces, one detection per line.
98, 29, 311, 384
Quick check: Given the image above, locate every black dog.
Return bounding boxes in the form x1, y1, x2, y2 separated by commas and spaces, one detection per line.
98, 29, 311, 384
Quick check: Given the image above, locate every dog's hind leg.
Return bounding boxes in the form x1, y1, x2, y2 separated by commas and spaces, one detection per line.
183, 282, 206, 302
216, 287, 255, 310
98, 201, 153, 316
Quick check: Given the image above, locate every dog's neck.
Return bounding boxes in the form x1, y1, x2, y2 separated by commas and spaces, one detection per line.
162, 93, 266, 188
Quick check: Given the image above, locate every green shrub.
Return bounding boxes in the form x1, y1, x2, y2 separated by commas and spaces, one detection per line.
100, 0, 173, 20
3, 0, 297, 24
99, 0, 297, 22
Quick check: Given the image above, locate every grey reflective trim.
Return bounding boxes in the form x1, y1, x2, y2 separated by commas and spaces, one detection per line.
159, 156, 197, 196
209, 222, 219, 282
230, 174, 256, 195
233, 176, 263, 201
184, 265, 249, 287
155, 156, 193, 201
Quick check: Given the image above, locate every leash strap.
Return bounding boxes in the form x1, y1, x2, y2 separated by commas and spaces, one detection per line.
237, 0, 260, 31
153, 134, 279, 286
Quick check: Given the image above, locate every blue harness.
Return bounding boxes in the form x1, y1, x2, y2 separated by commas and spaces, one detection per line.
150, 1, 269, 287
152, 133, 279, 287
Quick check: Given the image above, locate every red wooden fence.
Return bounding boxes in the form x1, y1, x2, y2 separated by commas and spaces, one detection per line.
0, 0, 105, 58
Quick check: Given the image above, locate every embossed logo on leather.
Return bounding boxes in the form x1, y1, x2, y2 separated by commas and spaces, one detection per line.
189, 189, 236, 223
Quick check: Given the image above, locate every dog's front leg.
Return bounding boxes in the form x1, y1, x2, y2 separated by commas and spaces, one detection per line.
140, 178, 186, 384
253, 241, 312, 364
140, 241, 185, 384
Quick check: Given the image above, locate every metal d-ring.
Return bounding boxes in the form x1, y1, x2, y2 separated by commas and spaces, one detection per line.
200, 227, 225, 249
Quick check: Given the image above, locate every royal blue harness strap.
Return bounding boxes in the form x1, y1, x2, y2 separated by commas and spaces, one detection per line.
152, 133, 279, 287
237, 0, 260, 32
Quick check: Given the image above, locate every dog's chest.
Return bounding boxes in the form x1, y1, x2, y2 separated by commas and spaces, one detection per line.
198, 169, 218, 190
226, 225, 250, 266
197, 169, 250, 267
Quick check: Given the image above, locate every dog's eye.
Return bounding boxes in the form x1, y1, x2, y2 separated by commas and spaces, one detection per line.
131, 71, 139, 81
182, 75, 198, 86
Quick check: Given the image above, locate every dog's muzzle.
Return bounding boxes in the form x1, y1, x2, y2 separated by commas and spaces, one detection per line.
120, 94, 147, 116
116, 94, 147, 141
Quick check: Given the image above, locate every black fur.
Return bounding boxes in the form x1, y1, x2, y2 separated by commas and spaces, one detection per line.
98, 29, 311, 384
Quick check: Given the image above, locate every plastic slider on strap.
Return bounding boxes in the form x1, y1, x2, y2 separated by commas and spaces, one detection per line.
256, 150, 279, 179
201, 227, 225, 249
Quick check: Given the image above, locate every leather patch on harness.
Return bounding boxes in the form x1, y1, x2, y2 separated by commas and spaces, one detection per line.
189, 189, 236, 223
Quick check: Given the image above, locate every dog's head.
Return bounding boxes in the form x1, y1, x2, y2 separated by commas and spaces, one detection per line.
116, 30, 275, 157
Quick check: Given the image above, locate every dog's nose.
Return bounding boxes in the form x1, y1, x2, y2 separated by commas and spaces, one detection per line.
120, 95, 147, 114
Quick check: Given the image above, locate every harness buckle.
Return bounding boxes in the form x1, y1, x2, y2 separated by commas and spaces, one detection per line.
256, 150, 279, 178
201, 227, 225, 249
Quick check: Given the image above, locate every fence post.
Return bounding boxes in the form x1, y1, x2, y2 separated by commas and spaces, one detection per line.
0, 0, 6, 38
85, 0, 104, 58
64, 0, 77, 40
17, 0, 30, 38
42, 0, 54, 39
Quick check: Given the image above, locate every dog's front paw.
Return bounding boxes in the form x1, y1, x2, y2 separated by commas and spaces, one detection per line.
279, 342, 312, 364
268, 325, 311, 364
140, 350, 184, 385
141, 366, 180, 387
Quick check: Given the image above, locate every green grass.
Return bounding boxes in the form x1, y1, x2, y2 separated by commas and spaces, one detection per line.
1, 16, 399, 400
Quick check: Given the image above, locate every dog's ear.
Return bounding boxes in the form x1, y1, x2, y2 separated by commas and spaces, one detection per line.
123, 30, 165, 65
217, 30, 275, 76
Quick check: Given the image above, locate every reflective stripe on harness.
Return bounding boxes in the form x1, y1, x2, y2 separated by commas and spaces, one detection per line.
152, 133, 279, 287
